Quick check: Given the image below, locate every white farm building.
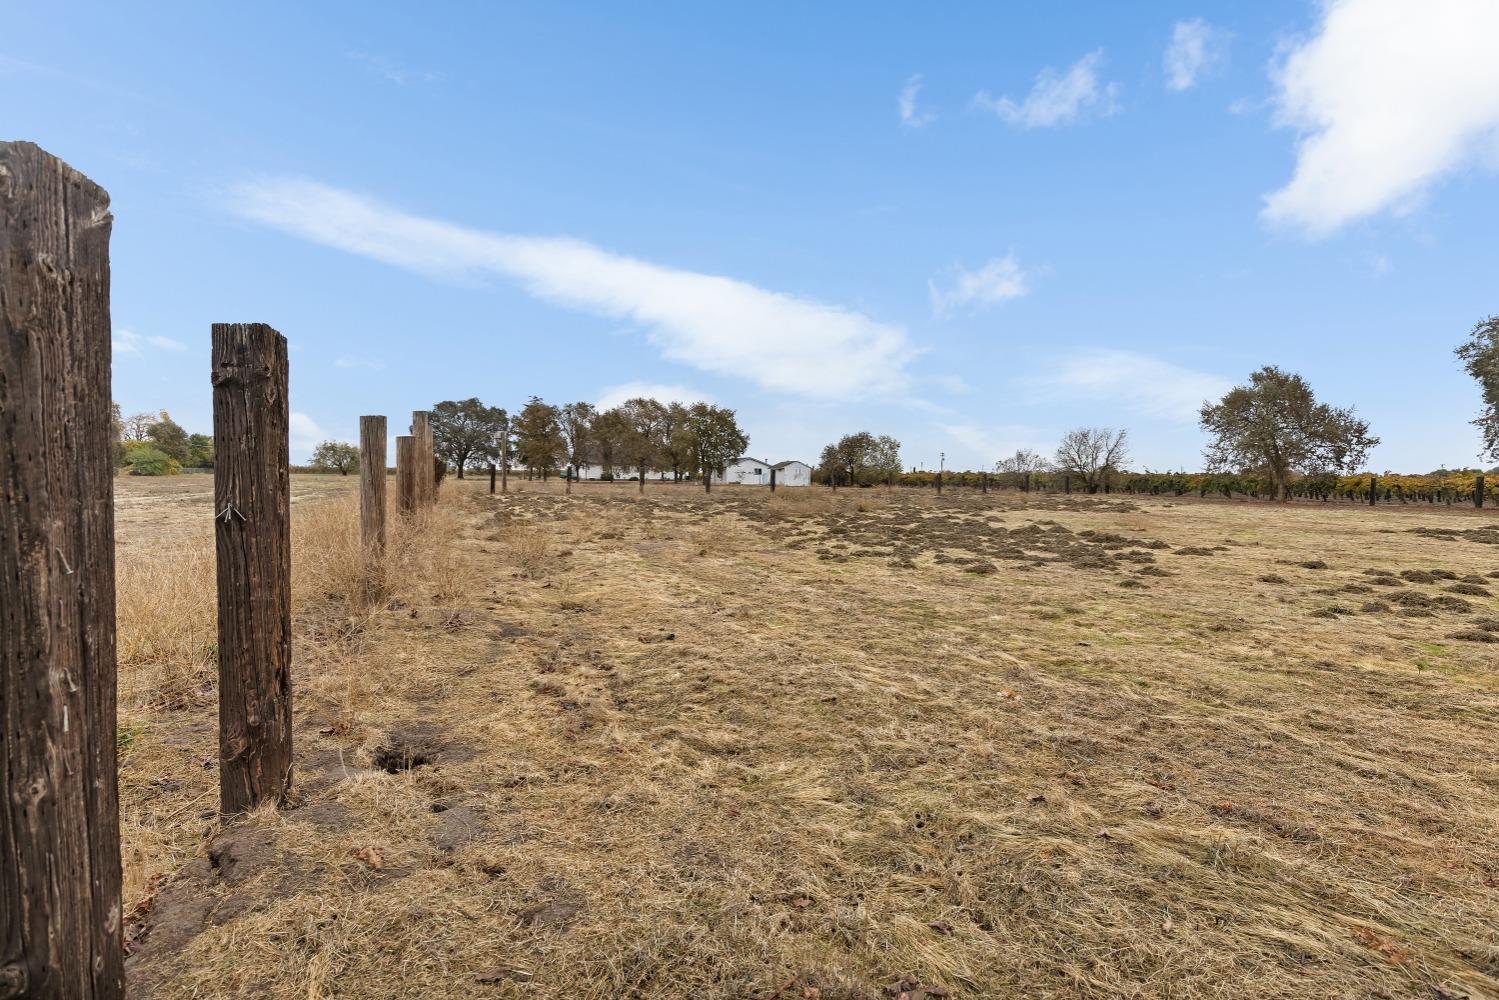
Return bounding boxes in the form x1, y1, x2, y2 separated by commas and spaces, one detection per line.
721, 457, 771, 485
719, 457, 812, 486
770, 460, 812, 486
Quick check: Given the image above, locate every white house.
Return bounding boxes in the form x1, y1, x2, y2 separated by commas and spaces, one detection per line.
771, 460, 813, 487
717, 457, 812, 486
721, 456, 771, 485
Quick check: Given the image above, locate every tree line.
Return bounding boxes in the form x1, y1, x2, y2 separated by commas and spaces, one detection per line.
111, 406, 213, 475
421, 395, 750, 489
112, 315, 1499, 494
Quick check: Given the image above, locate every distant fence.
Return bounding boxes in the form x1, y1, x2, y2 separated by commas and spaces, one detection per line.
864, 470, 1489, 508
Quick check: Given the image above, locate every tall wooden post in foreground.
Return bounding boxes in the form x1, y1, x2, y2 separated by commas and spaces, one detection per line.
396, 436, 417, 513
411, 410, 434, 508
489, 463, 497, 494
1476, 474, 1486, 509
0, 140, 125, 998
212, 323, 293, 814
769, 467, 777, 492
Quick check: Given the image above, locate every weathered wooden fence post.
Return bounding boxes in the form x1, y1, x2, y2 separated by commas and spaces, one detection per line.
396, 435, 417, 514
770, 467, 777, 492
936, 470, 943, 494
359, 415, 386, 555
212, 323, 292, 815
1369, 475, 1377, 507
1476, 473, 1486, 509
359, 416, 386, 600
0, 140, 125, 999
1064, 475, 1072, 494
489, 463, 497, 494
566, 465, 573, 495
411, 410, 434, 508
981, 471, 989, 494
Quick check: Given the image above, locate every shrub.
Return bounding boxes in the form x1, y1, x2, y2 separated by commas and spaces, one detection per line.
126, 446, 180, 476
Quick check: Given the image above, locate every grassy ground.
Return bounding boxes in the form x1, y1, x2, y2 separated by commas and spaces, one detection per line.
116, 477, 1499, 998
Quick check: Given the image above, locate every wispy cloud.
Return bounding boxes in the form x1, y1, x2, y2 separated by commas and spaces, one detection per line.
1263, 0, 1499, 237
229, 177, 915, 398
898, 73, 934, 128
596, 382, 713, 411
1031, 349, 1230, 423
939, 422, 1055, 467
345, 51, 440, 85
973, 51, 1118, 128
290, 412, 326, 452
335, 356, 385, 370
113, 328, 186, 355
928, 253, 1028, 316
1164, 18, 1227, 92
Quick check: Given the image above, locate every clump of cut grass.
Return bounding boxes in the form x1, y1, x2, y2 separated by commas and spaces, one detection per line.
502, 525, 551, 578
1446, 582, 1491, 597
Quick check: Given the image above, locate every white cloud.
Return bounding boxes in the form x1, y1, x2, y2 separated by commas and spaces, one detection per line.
1164, 18, 1226, 92
972, 51, 1118, 128
335, 356, 385, 370
229, 178, 914, 399
346, 51, 439, 86
928, 253, 1028, 316
290, 412, 325, 452
1032, 349, 1231, 423
898, 73, 934, 128
939, 422, 1055, 467
596, 382, 713, 411
1263, 0, 1499, 237
113, 328, 186, 355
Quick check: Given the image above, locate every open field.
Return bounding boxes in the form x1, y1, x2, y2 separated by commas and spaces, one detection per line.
114, 473, 359, 552
116, 478, 1499, 998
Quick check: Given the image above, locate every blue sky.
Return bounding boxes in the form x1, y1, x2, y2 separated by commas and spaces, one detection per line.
8, 1, 1499, 470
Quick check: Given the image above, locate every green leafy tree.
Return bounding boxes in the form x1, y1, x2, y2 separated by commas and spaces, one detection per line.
662, 402, 696, 481
589, 408, 629, 479
513, 396, 566, 479
145, 411, 191, 463
187, 433, 214, 468
126, 446, 180, 476
685, 403, 750, 492
1199, 367, 1377, 501
431, 397, 507, 478
310, 440, 360, 475
1456, 315, 1499, 462
559, 401, 597, 479
614, 398, 669, 491
817, 432, 902, 486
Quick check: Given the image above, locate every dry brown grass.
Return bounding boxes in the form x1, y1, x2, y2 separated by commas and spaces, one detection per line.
117, 478, 1499, 999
